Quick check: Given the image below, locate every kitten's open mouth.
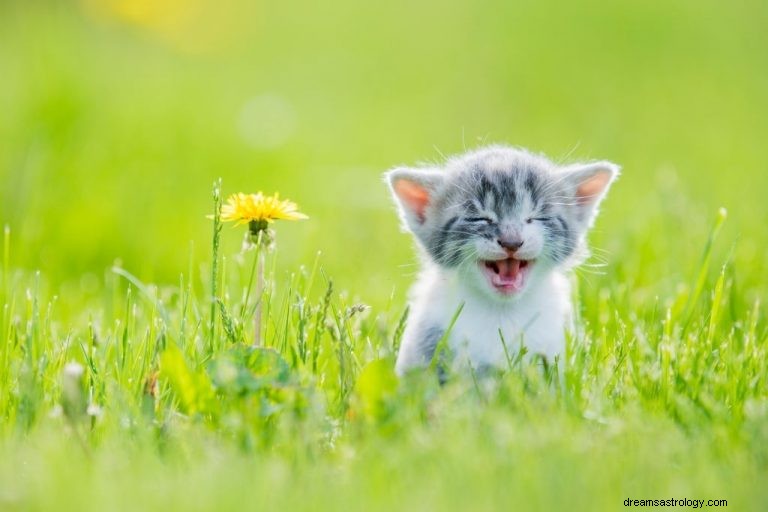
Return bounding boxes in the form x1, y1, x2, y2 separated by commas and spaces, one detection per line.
479, 258, 533, 295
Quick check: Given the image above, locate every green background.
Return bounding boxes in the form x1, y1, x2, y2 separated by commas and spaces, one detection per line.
2, 0, 766, 305
1, 2, 767, 510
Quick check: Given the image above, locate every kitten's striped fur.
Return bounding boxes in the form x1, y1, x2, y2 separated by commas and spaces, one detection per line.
386, 145, 619, 375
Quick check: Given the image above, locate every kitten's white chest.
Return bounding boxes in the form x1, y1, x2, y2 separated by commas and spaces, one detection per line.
448, 275, 570, 368
449, 299, 566, 368
396, 266, 572, 373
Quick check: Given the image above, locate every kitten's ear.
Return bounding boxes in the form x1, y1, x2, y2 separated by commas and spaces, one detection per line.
561, 161, 620, 226
385, 167, 444, 230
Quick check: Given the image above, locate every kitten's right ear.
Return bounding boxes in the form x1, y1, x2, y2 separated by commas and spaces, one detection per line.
385, 167, 444, 230
560, 161, 620, 227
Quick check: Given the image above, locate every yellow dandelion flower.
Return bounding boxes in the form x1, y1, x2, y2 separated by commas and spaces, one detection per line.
220, 192, 308, 226
212, 190, 307, 347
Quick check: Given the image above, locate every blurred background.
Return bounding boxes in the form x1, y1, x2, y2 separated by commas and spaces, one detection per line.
1, 0, 766, 308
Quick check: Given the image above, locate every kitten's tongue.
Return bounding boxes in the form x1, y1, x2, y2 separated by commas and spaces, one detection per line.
496, 258, 521, 283
483, 258, 529, 293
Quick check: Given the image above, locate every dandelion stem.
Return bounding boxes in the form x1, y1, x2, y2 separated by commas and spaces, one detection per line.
254, 249, 265, 347
240, 247, 259, 321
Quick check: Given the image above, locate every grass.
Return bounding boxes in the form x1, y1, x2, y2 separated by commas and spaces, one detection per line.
1, 1, 768, 510
1, 187, 766, 511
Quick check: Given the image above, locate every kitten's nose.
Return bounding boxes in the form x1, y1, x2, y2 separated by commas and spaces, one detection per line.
498, 237, 524, 253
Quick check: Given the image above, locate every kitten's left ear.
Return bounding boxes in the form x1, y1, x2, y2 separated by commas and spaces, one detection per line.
385, 167, 444, 232
561, 161, 620, 226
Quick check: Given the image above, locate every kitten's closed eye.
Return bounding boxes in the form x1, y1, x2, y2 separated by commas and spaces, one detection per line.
464, 216, 494, 224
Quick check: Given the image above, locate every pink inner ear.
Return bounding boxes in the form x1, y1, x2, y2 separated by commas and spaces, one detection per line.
394, 179, 431, 222
576, 170, 612, 205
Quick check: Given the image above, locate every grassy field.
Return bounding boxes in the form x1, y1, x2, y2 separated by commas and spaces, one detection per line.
1, 1, 767, 510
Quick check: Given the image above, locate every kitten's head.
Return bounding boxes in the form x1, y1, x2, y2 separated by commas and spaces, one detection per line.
386, 146, 619, 300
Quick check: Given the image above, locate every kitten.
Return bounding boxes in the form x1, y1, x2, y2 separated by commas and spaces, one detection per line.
385, 145, 619, 375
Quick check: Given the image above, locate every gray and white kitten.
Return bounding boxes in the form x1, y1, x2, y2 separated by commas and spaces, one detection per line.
386, 145, 619, 375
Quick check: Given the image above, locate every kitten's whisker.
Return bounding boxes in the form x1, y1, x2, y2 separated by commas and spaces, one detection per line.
555, 141, 582, 165
451, 179, 475, 197
580, 262, 608, 269
545, 202, 580, 207
589, 246, 613, 256
573, 266, 606, 278
456, 249, 481, 270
